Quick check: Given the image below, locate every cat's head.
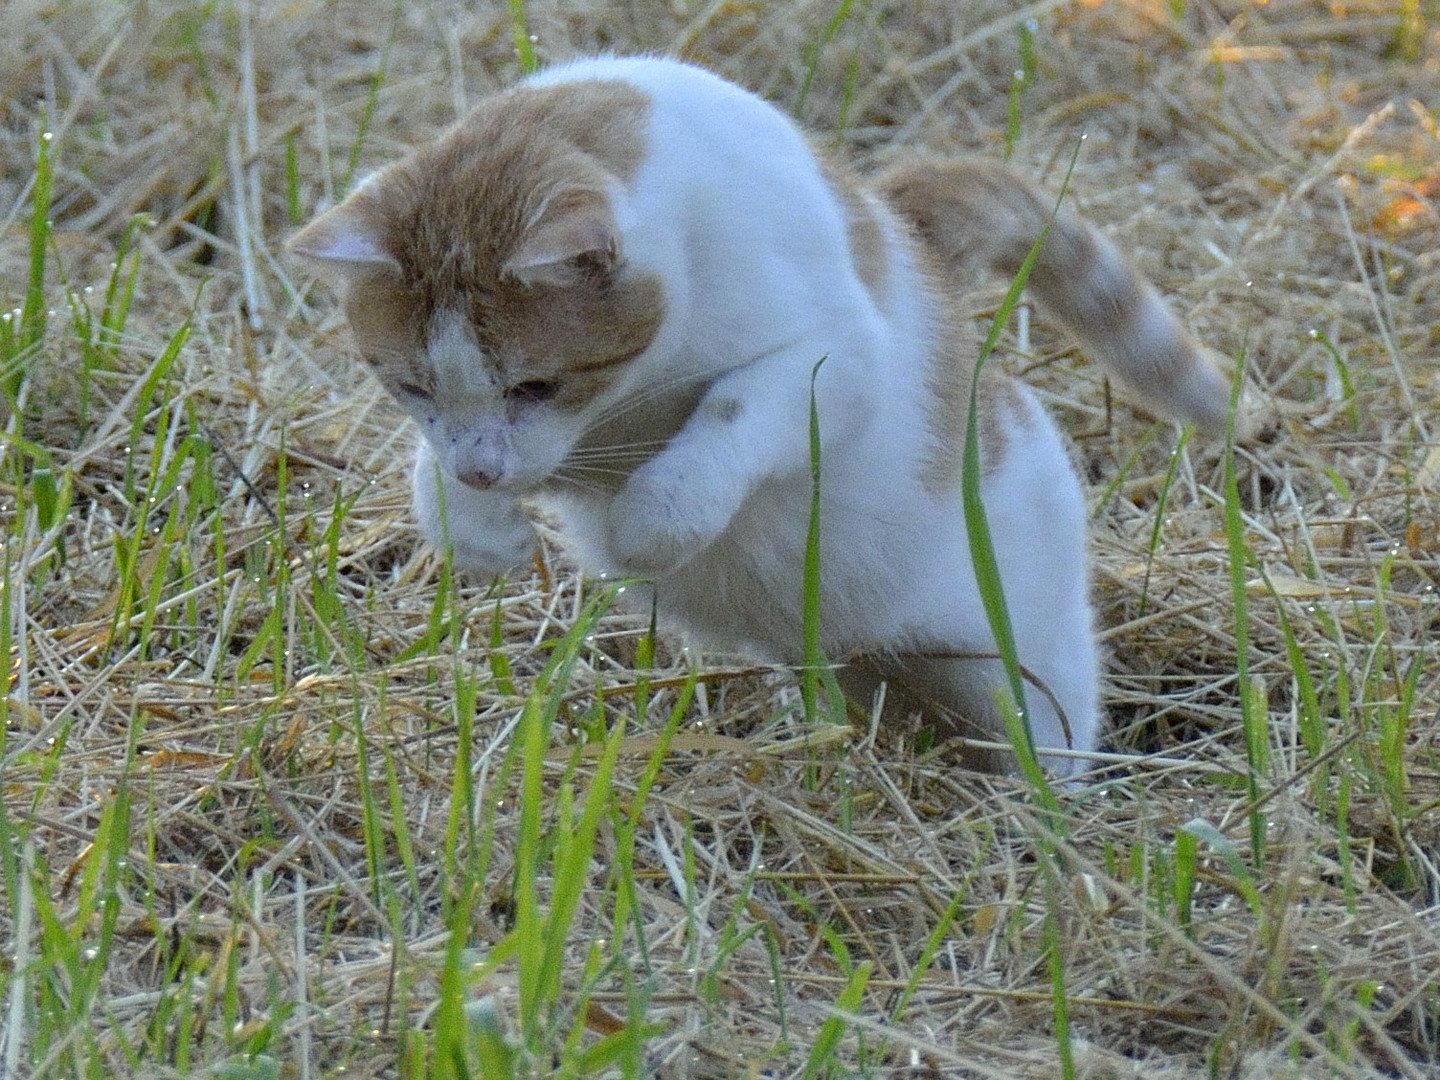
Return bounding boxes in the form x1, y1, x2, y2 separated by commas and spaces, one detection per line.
288, 80, 664, 492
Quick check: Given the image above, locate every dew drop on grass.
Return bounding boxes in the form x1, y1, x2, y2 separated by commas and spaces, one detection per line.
41, 131, 53, 143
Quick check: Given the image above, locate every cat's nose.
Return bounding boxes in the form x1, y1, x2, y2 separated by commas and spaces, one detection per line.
456, 468, 499, 490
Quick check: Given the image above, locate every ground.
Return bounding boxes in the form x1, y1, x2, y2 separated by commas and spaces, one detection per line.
0, 2, 1438, 1078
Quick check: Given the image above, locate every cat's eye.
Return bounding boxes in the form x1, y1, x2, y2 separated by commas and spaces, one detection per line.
505, 379, 560, 404
395, 381, 433, 401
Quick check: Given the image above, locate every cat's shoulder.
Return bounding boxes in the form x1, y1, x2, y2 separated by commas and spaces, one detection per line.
527, 55, 746, 101
525, 55, 796, 140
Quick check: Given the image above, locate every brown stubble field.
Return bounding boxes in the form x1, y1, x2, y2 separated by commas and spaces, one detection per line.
0, 1, 1438, 1077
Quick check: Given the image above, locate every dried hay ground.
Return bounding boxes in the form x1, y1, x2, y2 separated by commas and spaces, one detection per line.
1, 1, 1438, 1077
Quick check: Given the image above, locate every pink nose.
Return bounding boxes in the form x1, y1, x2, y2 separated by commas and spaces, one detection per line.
456, 468, 498, 490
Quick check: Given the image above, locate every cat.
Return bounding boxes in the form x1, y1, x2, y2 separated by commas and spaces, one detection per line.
288, 55, 1235, 778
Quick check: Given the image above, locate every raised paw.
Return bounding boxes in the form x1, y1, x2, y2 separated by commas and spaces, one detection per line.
606, 473, 729, 576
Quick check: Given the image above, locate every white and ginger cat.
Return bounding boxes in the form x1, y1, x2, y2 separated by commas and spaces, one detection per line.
290, 56, 1233, 777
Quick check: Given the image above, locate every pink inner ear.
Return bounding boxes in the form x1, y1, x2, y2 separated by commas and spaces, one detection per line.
503, 190, 617, 287
288, 201, 401, 277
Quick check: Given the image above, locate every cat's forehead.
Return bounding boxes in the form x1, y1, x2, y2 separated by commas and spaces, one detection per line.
374, 79, 651, 285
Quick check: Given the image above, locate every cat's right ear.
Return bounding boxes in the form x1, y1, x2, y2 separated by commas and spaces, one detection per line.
503, 189, 618, 289
287, 193, 401, 283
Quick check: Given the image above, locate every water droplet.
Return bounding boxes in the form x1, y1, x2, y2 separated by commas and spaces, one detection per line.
41, 131, 53, 143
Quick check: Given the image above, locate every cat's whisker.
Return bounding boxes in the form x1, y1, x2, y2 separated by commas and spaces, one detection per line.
562, 445, 668, 463
581, 375, 709, 433
547, 471, 612, 496
580, 340, 798, 436
554, 462, 641, 478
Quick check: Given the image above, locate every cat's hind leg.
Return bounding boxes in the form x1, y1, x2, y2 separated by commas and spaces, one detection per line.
859, 389, 1100, 777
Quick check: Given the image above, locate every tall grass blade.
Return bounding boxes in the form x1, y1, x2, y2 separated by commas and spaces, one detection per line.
960, 146, 1086, 825
1219, 340, 1266, 866
21, 132, 53, 351
343, 0, 402, 192
1138, 426, 1192, 616
799, 961, 871, 1080
1044, 906, 1075, 1080
509, 1, 538, 73
795, 0, 857, 119
801, 359, 845, 726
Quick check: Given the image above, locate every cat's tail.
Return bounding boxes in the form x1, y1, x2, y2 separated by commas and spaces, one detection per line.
874, 158, 1237, 436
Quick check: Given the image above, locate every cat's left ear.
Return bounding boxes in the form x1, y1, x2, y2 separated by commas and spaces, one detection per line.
503, 188, 618, 289
287, 187, 402, 282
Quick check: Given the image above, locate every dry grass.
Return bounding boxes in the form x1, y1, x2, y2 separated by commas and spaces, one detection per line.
1, 1, 1438, 1077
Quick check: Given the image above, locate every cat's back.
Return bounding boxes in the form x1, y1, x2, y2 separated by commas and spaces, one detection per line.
528, 56, 799, 141
526, 56, 824, 199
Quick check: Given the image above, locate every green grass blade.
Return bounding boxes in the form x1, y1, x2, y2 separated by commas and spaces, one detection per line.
1219, 339, 1265, 866
799, 960, 871, 1080
1138, 426, 1192, 616
1003, 20, 1037, 160
343, 0, 402, 192
1090, 421, 1161, 520
795, 0, 856, 119
536, 708, 625, 1019
801, 358, 844, 725
1044, 905, 1075, 1080
1174, 825, 1198, 933
20, 131, 53, 351
960, 147, 1084, 826
1255, 564, 1325, 762
100, 214, 147, 361
509, 0, 538, 73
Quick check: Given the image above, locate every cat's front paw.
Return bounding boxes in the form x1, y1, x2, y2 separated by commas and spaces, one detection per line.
607, 477, 728, 575
446, 515, 536, 578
